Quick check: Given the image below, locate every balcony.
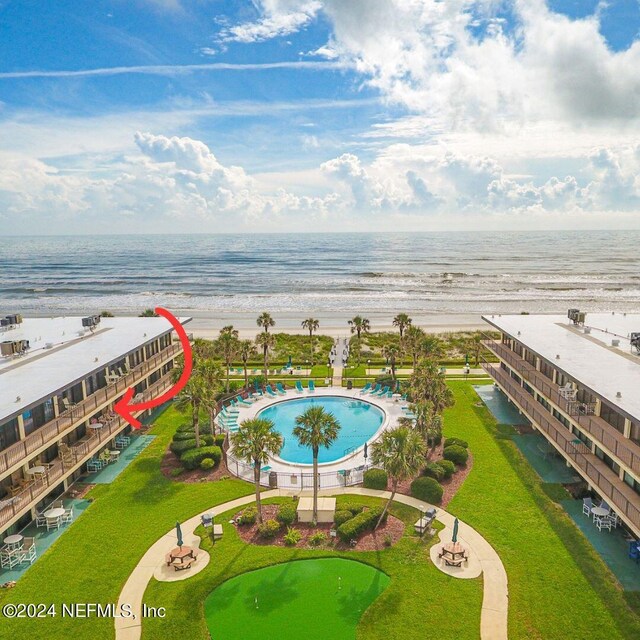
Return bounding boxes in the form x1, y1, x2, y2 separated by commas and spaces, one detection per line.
0, 374, 173, 530
0, 342, 181, 476
484, 340, 640, 477
483, 362, 640, 534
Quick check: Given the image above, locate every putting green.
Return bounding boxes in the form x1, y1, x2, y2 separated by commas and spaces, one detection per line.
204, 558, 390, 640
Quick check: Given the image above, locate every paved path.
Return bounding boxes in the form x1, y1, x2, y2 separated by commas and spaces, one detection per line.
330, 337, 348, 386
115, 488, 508, 640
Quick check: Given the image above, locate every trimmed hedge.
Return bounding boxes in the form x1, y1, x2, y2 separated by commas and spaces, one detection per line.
423, 462, 445, 481
173, 431, 197, 442
334, 510, 354, 527
257, 519, 280, 539
363, 468, 388, 490
180, 445, 222, 470
200, 458, 215, 471
214, 433, 226, 447
444, 437, 468, 449
410, 476, 444, 504
438, 459, 456, 478
443, 444, 469, 466
276, 503, 297, 525
341, 502, 365, 516
337, 506, 386, 543
238, 506, 257, 525
170, 439, 196, 455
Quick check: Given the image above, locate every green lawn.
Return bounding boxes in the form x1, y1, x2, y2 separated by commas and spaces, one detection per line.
445, 381, 640, 640
141, 496, 483, 640
0, 406, 254, 640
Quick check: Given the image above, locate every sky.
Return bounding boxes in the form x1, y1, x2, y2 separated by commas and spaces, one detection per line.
1, 0, 639, 234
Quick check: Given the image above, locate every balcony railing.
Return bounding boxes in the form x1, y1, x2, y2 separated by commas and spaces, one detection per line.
483, 362, 640, 532
0, 342, 181, 476
0, 375, 172, 530
483, 339, 640, 477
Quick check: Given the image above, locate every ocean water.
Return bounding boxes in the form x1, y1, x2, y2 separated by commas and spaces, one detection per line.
1, 231, 639, 315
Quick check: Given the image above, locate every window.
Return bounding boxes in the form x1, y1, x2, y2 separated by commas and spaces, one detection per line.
630, 421, 640, 445
0, 418, 19, 452
623, 472, 640, 496
599, 402, 626, 435
540, 361, 555, 381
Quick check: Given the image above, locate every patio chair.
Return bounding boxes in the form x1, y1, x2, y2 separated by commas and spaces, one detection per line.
0, 548, 20, 569
35, 511, 47, 527
605, 513, 619, 529
265, 385, 278, 398
19, 538, 37, 565
595, 516, 612, 532
275, 382, 287, 395
46, 516, 61, 531
628, 542, 640, 564
582, 497, 593, 516
359, 382, 372, 395
308, 380, 316, 393
201, 513, 214, 528
599, 500, 611, 512
53, 500, 64, 509
295, 380, 304, 393
63, 507, 73, 524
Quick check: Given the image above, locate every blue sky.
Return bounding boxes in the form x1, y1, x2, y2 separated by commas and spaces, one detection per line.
1, 0, 639, 234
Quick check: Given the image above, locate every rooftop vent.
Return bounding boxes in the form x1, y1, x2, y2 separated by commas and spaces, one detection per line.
616, 391, 622, 398
584, 327, 591, 334
556, 354, 560, 359
1, 314, 23, 327
611, 339, 620, 347
630, 333, 640, 355
82, 315, 101, 331
567, 309, 585, 325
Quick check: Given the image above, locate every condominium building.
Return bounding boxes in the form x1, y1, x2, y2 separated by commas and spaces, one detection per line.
481, 311, 640, 537
0, 314, 189, 539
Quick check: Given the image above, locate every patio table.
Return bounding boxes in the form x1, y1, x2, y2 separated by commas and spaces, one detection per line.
591, 506, 609, 519
109, 450, 120, 461
26, 466, 47, 478
44, 507, 65, 520
3, 534, 23, 550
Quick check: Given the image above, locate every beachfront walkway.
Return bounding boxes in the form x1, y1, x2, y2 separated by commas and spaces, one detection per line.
115, 488, 508, 640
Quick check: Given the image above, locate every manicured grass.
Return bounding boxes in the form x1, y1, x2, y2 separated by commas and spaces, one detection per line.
445, 381, 640, 639
204, 558, 390, 640
0, 406, 253, 640
141, 495, 483, 639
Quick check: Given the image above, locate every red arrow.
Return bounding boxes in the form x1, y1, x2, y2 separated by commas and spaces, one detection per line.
114, 307, 193, 429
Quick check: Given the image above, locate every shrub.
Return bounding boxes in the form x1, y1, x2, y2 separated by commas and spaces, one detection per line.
340, 502, 365, 516
443, 445, 469, 466
363, 468, 388, 490
200, 458, 215, 471
444, 437, 468, 449
410, 476, 444, 504
257, 519, 280, 539
283, 527, 302, 546
180, 445, 222, 470
438, 459, 456, 478
169, 467, 183, 478
334, 510, 354, 527
337, 506, 386, 543
423, 462, 445, 481
202, 434, 215, 446
276, 503, 297, 525
170, 439, 197, 455
238, 506, 257, 525
173, 431, 196, 441
214, 433, 226, 447
383, 534, 393, 547
177, 423, 195, 433
309, 532, 327, 546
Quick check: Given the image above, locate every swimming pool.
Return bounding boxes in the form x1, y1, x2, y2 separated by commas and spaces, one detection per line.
257, 396, 385, 464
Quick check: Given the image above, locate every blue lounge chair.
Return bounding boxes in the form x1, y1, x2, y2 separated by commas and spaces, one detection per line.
629, 541, 640, 564
308, 380, 316, 392
276, 382, 287, 395
368, 384, 381, 396
232, 396, 252, 408
359, 382, 372, 395
374, 385, 390, 397
265, 385, 278, 397
295, 380, 304, 393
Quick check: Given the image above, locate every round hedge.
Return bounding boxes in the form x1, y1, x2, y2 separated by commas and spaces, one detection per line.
438, 459, 456, 478
443, 444, 469, 466
170, 439, 196, 455
214, 433, 226, 447
410, 476, 444, 504
173, 431, 197, 442
334, 509, 354, 527
444, 437, 468, 449
363, 468, 388, 490
180, 445, 222, 470
257, 519, 280, 539
200, 458, 215, 471
340, 502, 365, 516
423, 462, 445, 481
276, 503, 297, 526
238, 506, 257, 525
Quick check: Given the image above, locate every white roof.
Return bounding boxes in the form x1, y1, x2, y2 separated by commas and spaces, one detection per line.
483, 312, 640, 422
0, 316, 191, 423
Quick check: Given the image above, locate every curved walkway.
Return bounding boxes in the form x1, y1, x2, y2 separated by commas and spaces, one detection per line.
115, 488, 508, 640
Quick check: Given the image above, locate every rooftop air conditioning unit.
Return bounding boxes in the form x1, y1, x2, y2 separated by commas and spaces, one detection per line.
611, 339, 620, 347
0, 318, 10, 327
576, 312, 586, 324
568, 308, 579, 321
0, 339, 29, 356
82, 315, 101, 330
5, 314, 23, 325
630, 332, 640, 355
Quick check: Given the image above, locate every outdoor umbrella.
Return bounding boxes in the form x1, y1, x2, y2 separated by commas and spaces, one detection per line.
176, 521, 183, 548
452, 517, 459, 543
363, 442, 368, 461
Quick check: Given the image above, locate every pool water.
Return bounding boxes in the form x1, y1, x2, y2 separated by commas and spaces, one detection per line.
257, 396, 384, 464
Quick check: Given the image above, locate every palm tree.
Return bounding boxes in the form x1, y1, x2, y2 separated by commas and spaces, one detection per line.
238, 340, 256, 389
392, 313, 412, 340
382, 344, 400, 380
409, 359, 454, 414
301, 317, 320, 365
230, 418, 283, 524
370, 426, 426, 528
196, 359, 224, 434
465, 332, 484, 366
257, 312, 275, 334
174, 375, 208, 447
219, 325, 239, 339
404, 326, 426, 369
293, 406, 341, 525
348, 315, 370, 340
255, 331, 276, 383
192, 338, 216, 363
215, 333, 240, 392
409, 400, 443, 453
420, 334, 443, 362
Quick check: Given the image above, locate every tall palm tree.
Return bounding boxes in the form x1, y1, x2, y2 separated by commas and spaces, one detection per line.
465, 332, 484, 366
301, 317, 320, 365
409, 359, 454, 414
382, 344, 400, 380
348, 315, 370, 340
174, 375, 208, 447
257, 312, 275, 334
293, 406, 341, 525
196, 358, 224, 434
230, 418, 283, 524
370, 426, 426, 528
238, 339, 256, 389
192, 338, 216, 363
215, 333, 240, 393
392, 313, 412, 340
404, 326, 426, 369
255, 331, 276, 383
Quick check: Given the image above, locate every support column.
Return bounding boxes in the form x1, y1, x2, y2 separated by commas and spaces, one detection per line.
624, 418, 631, 439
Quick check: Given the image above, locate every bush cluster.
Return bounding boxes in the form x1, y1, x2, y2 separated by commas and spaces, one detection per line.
423, 461, 445, 481
214, 433, 226, 447
410, 476, 444, 504
334, 509, 354, 527
238, 506, 257, 525
180, 445, 222, 470
276, 503, 297, 525
257, 519, 280, 539
438, 459, 456, 478
363, 468, 388, 490
340, 502, 365, 516
173, 431, 198, 442
200, 458, 215, 471
443, 444, 469, 466
170, 439, 196, 455
444, 437, 468, 449
283, 527, 302, 546
309, 532, 327, 546
337, 506, 386, 543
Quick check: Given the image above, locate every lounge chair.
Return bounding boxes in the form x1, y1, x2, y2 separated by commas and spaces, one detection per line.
368, 384, 381, 396
232, 396, 252, 408
19, 537, 37, 565
359, 382, 372, 395
308, 380, 316, 393
265, 385, 278, 398
295, 380, 304, 393
276, 382, 287, 395
372, 385, 389, 397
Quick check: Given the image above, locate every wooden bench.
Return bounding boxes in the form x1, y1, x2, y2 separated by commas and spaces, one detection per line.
172, 558, 194, 571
